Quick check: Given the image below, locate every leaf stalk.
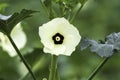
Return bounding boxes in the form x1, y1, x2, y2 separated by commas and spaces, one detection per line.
7, 35, 36, 80
49, 55, 58, 80
87, 57, 109, 80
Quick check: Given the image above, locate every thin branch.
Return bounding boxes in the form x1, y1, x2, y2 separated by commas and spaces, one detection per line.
87, 57, 109, 80
49, 0, 54, 19
70, 3, 84, 23
39, 0, 49, 18
70, 0, 89, 23
7, 35, 36, 80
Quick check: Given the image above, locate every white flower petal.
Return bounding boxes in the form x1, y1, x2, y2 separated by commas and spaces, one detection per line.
64, 35, 80, 56
11, 23, 27, 49
38, 17, 81, 56
39, 26, 55, 50
0, 32, 16, 57
0, 23, 27, 57
44, 45, 66, 56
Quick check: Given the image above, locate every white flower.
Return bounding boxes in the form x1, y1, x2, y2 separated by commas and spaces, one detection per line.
0, 23, 27, 57
39, 17, 81, 56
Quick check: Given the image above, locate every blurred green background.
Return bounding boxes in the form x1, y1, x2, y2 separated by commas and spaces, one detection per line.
0, 0, 120, 80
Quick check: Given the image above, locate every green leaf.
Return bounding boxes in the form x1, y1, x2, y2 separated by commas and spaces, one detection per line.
80, 32, 120, 57
0, 3, 8, 13
80, 38, 114, 57
0, 9, 37, 34
106, 32, 120, 51
61, 0, 80, 10
43, 0, 51, 7
79, 0, 88, 4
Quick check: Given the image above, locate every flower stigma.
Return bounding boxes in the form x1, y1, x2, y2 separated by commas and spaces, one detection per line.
52, 33, 64, 44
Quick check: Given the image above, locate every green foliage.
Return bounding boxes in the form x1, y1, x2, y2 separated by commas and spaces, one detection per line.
79, 0, 88, 4
0, 3, 8, 13
80, 32, 120, 57
0, 48, 20, 80
58, 0, 79, 9
0, 0, 120, 80
0, 9, 37, 34
43, 0, 51, 7
53, 0, 87, 8
81, 38, 114, 57
106, 32, 120, 51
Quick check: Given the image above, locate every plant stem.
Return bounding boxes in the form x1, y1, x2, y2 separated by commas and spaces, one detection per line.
59, 1, 63, 17
87, 57, 109, 80
70, 0, 88, 23
7, 35, 36, 80
56, 70, 60, 80
49, 55, 58, 80
49, 0, 53, 19
70, 3, 84, 23
39, 0, 49, 18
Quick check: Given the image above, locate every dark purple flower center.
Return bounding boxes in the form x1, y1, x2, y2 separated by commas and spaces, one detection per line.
52, 33, 64, 44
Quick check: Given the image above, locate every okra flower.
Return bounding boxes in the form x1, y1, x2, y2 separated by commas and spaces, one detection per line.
0, 23, 27, 57
39, 18, 81, 56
